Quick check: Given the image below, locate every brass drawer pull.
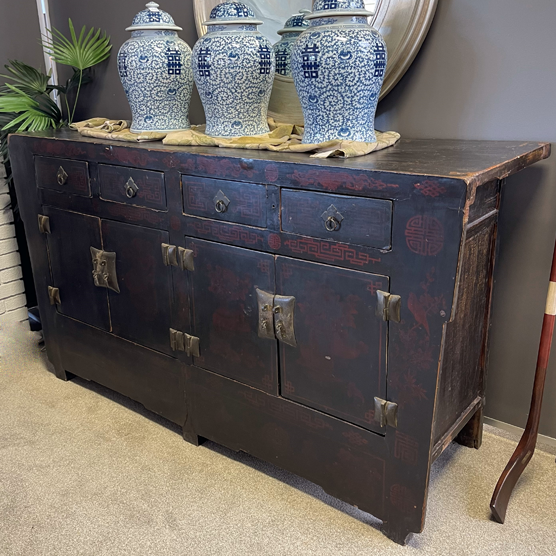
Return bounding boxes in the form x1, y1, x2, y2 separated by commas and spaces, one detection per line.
57, 166, 68, 186
125, 177, 139, 198
321, 204, 344, 232
214, 190, 231, 214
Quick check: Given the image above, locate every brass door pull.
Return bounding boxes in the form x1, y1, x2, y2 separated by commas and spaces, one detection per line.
91, 247, 120, 293
256, 289, 297, 347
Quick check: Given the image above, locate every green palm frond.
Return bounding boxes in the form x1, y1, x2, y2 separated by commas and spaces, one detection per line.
41, 19, 112, 71
0, 85, 61, 132
0, 60, 51, 95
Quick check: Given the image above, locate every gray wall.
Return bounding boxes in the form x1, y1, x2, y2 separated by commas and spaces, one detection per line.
0, 0, 44, 73
49, 0, 204, 124
48, 0, 556, 439
375, 0, 556, 438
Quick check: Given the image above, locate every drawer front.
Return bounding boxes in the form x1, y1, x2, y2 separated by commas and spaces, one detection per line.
99, 164, 167, 211
35, 156, 90, 197
281, 189, 392, 250
183, 175, 267, 228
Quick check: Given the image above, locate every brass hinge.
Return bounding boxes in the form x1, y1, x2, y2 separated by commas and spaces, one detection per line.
38, 214, 51, 234
170, 329, 200, 357
162, 244, 195, 271
376, 290, 402, 322
48, 286, 61, 306
374, 397, 398, 428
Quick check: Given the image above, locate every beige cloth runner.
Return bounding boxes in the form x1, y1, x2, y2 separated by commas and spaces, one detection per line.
70, 117, 400, 159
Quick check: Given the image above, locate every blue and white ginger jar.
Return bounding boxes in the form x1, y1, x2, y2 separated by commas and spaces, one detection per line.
192, 1, 276, 137
291, 0, 387, 144
273, 11, 310, 78
118, 2, 193, 133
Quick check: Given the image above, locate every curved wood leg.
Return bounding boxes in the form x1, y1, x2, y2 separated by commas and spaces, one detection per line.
490, 237, 556, 523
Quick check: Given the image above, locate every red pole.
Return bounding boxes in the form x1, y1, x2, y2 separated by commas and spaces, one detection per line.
490, 236, 556, 523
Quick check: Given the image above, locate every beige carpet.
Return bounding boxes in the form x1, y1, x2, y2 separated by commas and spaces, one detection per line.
1, 322, 555, 556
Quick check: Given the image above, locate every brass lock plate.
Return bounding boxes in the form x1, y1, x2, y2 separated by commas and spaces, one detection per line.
273, 295, 297, 347
256, 288, 275, 340
90, 247, 120, 293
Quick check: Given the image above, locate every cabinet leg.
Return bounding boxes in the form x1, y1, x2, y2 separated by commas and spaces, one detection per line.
456, 404, 484, 450
182, 413, 205, 447
53, 367, 74, 382
381, 523, 413, 546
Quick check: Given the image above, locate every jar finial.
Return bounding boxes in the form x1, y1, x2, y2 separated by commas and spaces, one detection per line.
146, 2, 159, 10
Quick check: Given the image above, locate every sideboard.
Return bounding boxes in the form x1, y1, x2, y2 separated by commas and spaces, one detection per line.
9, 131, 550, 544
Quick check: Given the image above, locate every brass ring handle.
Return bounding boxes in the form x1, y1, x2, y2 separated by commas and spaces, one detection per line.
57, 166, 68, 186
126, 186, 137, 198
325, 216, 341, 232
215, 200, 228, 213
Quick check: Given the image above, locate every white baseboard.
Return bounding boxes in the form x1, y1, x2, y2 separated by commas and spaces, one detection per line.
484, 417, 556, 451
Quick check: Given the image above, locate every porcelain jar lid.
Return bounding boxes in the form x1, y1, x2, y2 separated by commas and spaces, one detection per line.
125, 2, 182, 32
203, 1, 263, 26
277, 10, 310, 35
305, 0, 374, 20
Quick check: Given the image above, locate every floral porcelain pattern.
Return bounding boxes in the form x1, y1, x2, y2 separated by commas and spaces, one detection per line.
130, 3, 178, 28
193, 1, 275, 137
292, 0, 386, 144
209, 1, 257, 20
118, 3, 193, 133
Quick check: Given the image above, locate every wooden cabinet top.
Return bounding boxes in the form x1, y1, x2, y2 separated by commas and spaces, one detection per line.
11, 130, 550, 188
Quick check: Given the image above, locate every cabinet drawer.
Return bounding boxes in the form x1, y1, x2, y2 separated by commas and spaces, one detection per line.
182, 175, 267, 228
35, 156, 90, 197
99, 164, 167, 211
281, 189, 392, 250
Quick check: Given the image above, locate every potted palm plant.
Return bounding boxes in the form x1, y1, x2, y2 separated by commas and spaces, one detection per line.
0, 19, 111, 309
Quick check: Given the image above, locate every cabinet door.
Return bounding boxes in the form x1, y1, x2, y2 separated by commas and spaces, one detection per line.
276, 257, 388, 433
187, 238, 278, 394
102, 220, 173, 355
44, 206, 110, 330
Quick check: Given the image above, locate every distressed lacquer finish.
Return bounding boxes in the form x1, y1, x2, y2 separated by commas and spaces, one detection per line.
8, 129, 550, 545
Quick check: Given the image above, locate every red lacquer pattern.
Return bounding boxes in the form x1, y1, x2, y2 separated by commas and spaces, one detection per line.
287, 169, 400, 193
342, 430, 369, 446
414, 180, 447, 197
367, 280, 385, 295
265, 164, 279, 183
284, 237, 381, 267
188, 221, 264, 246
268, 233, 282, 250
105, 203, 164, 225
405, 215, 444, 256
394, 432, 419, 465
390, 484, 416, 514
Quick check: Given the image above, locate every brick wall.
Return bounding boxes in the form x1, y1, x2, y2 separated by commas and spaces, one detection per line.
0, 162, 27, 324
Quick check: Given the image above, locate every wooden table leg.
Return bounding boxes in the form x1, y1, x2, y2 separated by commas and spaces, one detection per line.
490, 236, 556, 524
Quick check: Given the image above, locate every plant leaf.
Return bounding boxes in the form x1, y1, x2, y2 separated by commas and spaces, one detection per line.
0, 60, 51, 95
0, 85, 60, 131
41, 18, 112, 71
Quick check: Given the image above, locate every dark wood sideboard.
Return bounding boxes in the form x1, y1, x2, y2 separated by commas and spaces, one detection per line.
9, 131, 550, 544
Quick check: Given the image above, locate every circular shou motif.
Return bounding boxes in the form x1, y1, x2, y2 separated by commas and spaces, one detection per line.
292, 13, 387, 144
192, 2, 275, 138
404, 215, 444, 256
119, 4, 193, 133
118, 31, 193, 133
